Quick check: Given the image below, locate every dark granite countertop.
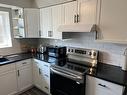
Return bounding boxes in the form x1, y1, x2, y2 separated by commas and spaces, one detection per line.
0, 53, 127, 87
87, 63, 127, 86
0, 53, 33, 66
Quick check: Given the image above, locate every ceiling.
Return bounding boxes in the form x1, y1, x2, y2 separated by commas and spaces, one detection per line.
34, 0, 73, 8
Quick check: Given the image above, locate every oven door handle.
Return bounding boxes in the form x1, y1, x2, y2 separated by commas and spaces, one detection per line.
50, 68, 82, 80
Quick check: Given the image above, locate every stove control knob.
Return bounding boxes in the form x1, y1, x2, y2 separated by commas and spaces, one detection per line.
71, 49, 74, 52
68, 49, 70, 52
88, 52, 92, 56
93, 52, 96, 57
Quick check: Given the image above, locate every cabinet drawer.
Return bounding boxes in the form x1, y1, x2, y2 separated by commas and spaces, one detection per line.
16, 59, 31, 68
0, 63, 16, 74
95, 78, 123, 95
86, 76, 124, 95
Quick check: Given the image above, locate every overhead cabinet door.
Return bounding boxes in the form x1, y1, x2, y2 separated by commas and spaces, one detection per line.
52, 4, 65, 39
24, 8, 40, 38
99, 0, 127, 41
64, 1, 78, 24
40, 7, 53, 38
78, 0, 98, 24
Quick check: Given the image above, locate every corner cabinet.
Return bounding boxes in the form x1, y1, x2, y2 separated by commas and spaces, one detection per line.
85, 75, 124, 95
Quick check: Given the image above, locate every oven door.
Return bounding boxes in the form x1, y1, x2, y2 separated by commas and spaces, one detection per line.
50, 68, 85, 95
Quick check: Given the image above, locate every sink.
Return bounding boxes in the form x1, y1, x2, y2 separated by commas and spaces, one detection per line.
0, 58, 9, 62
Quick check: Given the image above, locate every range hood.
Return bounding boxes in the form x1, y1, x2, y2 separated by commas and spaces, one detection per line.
58, 24, 97, 32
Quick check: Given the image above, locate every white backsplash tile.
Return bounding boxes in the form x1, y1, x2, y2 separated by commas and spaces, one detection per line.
39, 32, 127, 67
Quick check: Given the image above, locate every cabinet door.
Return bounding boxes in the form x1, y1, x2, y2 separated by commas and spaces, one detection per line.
41, 61, 50, 94
78, 0, 98, 24
33, 61, 43, 90
40, 7, 53, 38
17, 66, 33, 92
0, 71, 17, 95
99, 0, 127, 41
86, 76, 124, 95
24, 8, 40, 38
52, 4, 64, 39
64, 1, 78, 24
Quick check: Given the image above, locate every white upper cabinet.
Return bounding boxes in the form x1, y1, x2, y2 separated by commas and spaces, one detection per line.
78, 0, 98, 24
40, 5, 64, 39
64, 1, 78, 24
40, 7, 53, 38
24, 8, 40, 38
40, 0, 99, 38
98, 0, 127, 42
52, 4, 64, 39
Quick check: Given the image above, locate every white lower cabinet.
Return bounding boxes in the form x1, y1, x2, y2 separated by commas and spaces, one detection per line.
85, 75, 124, 95
33, 59, 43, 90
0, 64, 17, 95
33, 59, 50, 94
16, 59, 33, 92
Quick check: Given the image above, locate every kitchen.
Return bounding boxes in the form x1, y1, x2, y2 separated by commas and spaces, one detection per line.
0, 0, 127, 95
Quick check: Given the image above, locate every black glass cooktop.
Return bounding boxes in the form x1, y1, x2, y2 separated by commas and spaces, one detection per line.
35, 53, 89, 73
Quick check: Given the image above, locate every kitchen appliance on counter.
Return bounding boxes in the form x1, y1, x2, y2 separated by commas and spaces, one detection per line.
50, 47, 98, 95
37, 45, 46, 53
46, 46, 66, 58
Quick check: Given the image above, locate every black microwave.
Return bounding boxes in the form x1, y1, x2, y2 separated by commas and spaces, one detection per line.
46, 46, 66, 58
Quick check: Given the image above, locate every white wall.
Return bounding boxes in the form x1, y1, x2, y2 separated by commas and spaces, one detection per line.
0, 0, 34, 8
39, 32, 127, 68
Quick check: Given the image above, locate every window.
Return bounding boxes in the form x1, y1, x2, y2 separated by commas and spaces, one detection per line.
0, 9, 12, 48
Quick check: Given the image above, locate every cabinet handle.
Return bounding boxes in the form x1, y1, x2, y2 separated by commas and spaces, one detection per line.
98, 84, 109, 89
48, 31, 53, 37
44, 65, 48, 67
44, 74, 49, 77
39, 68, 41, 75
22, 62, 27, 64
45, 86, 49, 90
77, 14, 80, 23
19, 35, 23, 38
39, 30, 41, 37
74, 15, 77, 23
17, 70, 20, 76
